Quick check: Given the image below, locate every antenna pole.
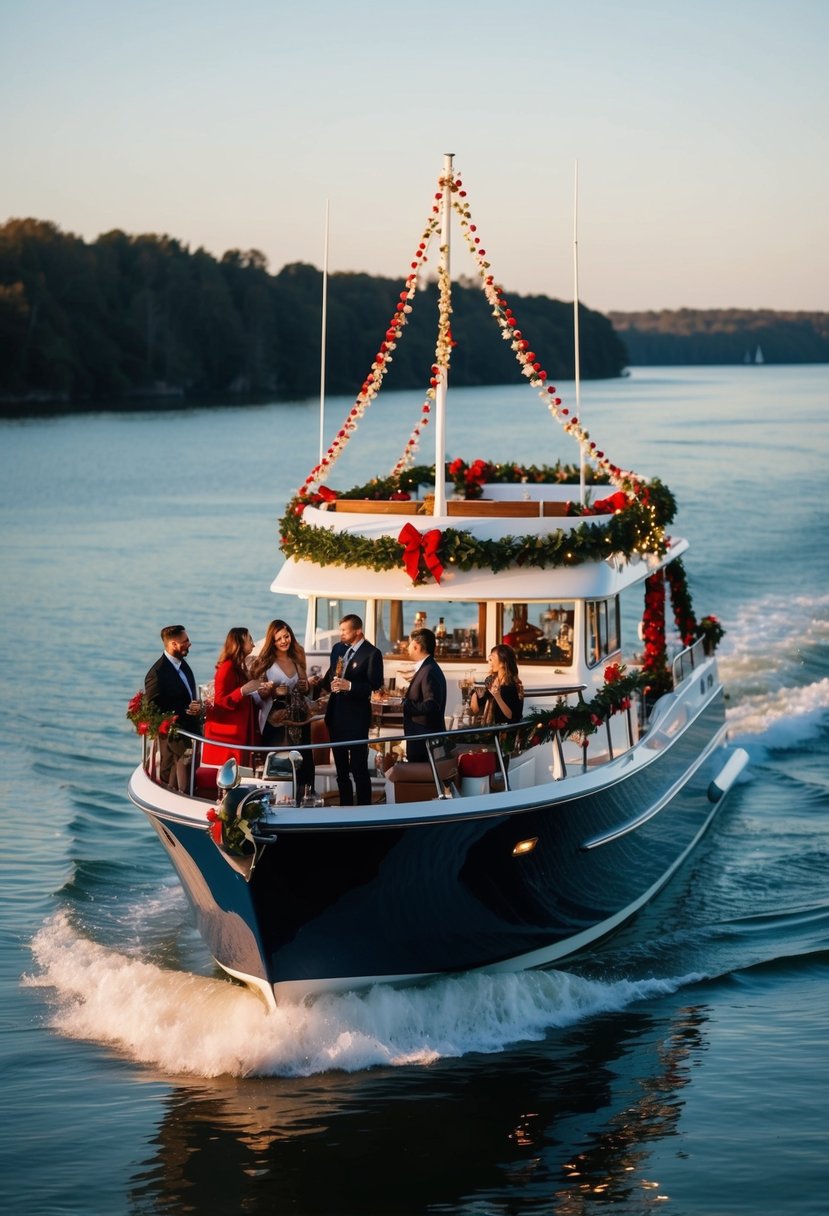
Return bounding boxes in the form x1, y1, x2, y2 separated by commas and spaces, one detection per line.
433, 152, 453, 518
319, 199, 330, 464
573, 162, 585, 504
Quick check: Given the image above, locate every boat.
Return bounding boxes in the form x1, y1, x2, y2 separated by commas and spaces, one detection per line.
128, 155, 748, 1010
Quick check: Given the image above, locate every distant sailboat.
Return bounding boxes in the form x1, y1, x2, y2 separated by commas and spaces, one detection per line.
743, 344, 765, 365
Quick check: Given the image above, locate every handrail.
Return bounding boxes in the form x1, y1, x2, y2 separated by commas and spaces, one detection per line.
154, 720, 528, 801
521, 683, 586, 698
671, 637, 707, 687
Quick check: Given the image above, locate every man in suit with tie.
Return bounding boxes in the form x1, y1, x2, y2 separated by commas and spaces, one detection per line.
145, 625, 203, 788
403, 628, 447, 763
323, 614, 384, 805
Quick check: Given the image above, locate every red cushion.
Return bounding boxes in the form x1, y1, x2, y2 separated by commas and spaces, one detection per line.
194, 766, 219, 794
457, 751, 497, 778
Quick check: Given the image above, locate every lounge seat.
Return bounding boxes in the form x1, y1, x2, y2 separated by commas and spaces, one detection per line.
384, 758, 458, 803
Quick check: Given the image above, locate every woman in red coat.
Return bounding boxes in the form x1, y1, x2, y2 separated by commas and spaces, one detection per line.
202, 627, 263, 765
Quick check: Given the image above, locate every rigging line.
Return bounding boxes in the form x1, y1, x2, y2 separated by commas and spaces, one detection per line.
574, 160, 585, 504
319, 199, 330, 465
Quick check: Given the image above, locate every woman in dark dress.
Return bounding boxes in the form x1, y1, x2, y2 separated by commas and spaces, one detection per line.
470, 643, 524, 726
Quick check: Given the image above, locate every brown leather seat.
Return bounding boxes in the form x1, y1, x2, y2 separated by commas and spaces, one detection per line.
385, 758, 458, 803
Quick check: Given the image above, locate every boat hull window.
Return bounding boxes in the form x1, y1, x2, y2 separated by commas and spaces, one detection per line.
501, 602, 575, 666
586, 597, 621, 667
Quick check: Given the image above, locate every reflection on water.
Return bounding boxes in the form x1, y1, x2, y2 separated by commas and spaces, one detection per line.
128, 1001, 707, 1214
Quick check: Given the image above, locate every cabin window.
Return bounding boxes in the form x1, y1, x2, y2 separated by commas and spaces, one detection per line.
498, 602, 575, 666
376, 601, 485, 660
586, 597, 621, 666
312, 599, 365, 651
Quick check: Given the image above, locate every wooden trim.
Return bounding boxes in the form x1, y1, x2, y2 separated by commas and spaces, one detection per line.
331, 498, 571, 518
446, 500, 542, 517
333, 499, 422, 514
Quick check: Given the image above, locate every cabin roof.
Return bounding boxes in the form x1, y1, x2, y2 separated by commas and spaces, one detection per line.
272, 536, 689, 600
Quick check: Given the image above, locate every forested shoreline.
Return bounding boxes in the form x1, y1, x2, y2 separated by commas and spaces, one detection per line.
609, 308, 829, 366
1, 219, 826, 413
0, 219, 624, 411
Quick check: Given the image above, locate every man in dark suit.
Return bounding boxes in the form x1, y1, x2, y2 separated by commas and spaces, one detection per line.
323, 614, 384, 805
402, 628, 447, 763
145, 625, 202, 788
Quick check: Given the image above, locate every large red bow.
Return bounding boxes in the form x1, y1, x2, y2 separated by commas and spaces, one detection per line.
398, 523, 444, 584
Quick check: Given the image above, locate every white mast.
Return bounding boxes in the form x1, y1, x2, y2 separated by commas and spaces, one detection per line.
573, 161, 585, 504
433, 152, 453, 518
319, 199, 330, 464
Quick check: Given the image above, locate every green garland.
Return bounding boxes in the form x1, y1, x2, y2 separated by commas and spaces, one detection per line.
126, 690, 179, 739
279, 476, 677, 578
337, 460, 603, 502
517, 663, 645, 750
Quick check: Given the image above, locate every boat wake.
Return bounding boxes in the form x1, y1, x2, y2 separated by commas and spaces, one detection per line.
25, 911, 700, 1079
721, 589, 829, 744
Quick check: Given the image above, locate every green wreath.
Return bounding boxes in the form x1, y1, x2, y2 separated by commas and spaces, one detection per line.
279, 476, 677, 580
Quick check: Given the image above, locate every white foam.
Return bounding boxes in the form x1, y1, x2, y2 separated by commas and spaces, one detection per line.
720, 591, 829, 680
24, 912, 699, 1079
719, 589, 829, 741
726, 677, 829, 744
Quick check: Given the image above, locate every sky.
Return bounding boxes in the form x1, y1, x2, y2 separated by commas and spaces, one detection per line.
1, 0, 827, 313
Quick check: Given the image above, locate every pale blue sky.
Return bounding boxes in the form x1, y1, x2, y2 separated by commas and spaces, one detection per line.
2, 0, 827, 311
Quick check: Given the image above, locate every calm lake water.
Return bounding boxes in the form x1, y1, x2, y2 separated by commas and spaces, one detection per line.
1, 365, 828, 1214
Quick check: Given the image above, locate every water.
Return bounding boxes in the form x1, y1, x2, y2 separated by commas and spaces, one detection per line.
2, 365, 829, 1214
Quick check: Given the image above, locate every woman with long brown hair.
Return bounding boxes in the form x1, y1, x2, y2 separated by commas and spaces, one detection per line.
470, 643, 524, 726
250, 619, 317, 794
201, 627, 265, 765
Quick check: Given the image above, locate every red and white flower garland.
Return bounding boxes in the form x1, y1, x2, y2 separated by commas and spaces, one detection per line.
299, 163, 647, 507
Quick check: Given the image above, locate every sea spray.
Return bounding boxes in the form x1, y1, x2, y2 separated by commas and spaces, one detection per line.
25, 912, 700, 1079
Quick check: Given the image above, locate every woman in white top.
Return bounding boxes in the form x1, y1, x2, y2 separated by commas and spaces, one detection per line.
250, 619, 317, 793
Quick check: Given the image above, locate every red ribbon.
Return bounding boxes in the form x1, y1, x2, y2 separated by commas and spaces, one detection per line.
592, 490, 628, 515
398, 523, 444, 584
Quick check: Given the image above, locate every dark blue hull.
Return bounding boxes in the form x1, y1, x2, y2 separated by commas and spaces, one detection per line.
138, 692, 738, 999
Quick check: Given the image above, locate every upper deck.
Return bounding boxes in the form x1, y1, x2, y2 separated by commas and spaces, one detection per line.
273, 481, 687, 602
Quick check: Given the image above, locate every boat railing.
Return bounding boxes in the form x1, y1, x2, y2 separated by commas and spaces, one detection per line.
142, 679, 641, 803
671, 636, 708, 687
142, 670, 634, 802
149, 719, 529, 804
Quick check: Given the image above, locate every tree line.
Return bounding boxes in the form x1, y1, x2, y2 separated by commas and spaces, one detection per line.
0, 219, 626, 409
609, 308, 829, 365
